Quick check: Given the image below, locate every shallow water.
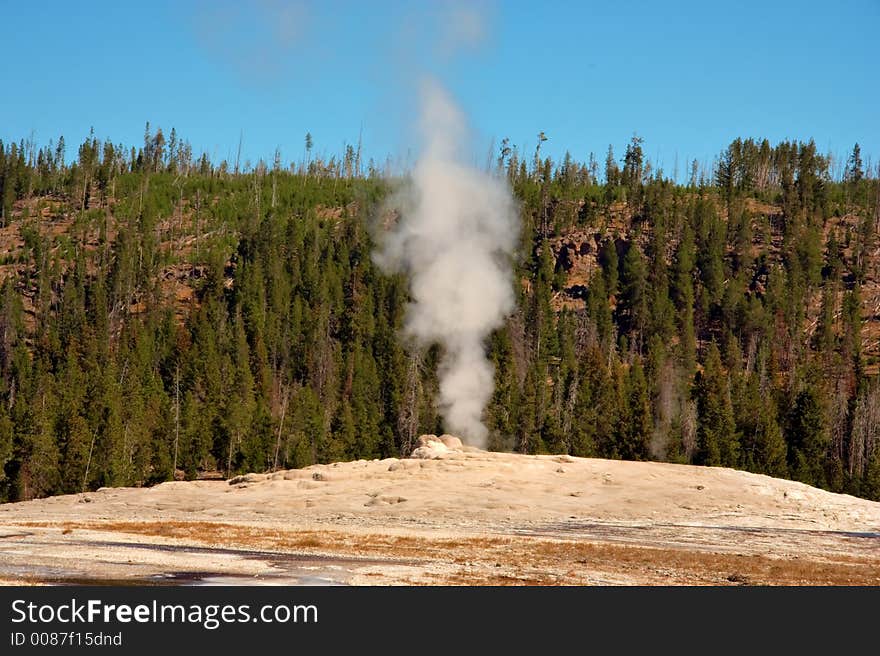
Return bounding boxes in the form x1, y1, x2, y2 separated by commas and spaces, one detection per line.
0, 531, 396, 585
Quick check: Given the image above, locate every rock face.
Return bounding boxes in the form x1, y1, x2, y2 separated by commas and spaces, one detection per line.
437, 434, 463, 449
410, 434, 464, 459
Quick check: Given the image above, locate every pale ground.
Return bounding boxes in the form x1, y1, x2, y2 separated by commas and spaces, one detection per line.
1, 442, 879, 586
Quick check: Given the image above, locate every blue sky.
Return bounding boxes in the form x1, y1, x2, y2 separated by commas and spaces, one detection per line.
1, 0, 877, 179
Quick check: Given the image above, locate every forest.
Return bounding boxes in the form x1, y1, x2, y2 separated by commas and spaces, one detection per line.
0, 125, 879, 502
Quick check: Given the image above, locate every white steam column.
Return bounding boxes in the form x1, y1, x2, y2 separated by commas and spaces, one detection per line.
376, 79, 519, 448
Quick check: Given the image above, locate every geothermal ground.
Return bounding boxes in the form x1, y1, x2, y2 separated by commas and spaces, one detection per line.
1, 438, 879, 586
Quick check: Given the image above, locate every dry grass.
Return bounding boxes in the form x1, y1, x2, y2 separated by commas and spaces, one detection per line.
21, 520, 880, 586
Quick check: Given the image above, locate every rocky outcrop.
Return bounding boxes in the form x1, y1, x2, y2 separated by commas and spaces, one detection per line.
410, 434, 464, 459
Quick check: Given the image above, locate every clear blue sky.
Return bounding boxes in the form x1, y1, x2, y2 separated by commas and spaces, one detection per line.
1, 0, 877, 179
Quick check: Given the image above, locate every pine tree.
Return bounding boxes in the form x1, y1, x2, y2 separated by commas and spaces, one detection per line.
736, 376, 787, 476
486, 329, 516, 452
694, 343, 739, 467
815, 284, 836, 354
540, 410, 566, 455
841, 285, 862, 371
864, 448, 880, 501
15, 387, 62, 500
0, 405, 13, 500
604, 145, 618, 187
672, 223, 697, 372
229, 314, 258, 474
619, 242, 648, 350
598, 238, 619, 298
787, 383, 829, 487
845, 143, 863, 184
622, 135, 645, 208
621, 357, 652, 460
515, 364, 540, 454
586, 272, 613, 351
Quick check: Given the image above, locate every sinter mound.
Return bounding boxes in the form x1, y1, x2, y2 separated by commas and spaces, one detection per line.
1, 436, 878, 585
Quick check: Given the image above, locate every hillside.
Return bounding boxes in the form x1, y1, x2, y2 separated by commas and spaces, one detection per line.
546, 198, 880, 368
1, 132, 880, 508
1, 440, 879, 585
4, 184, 879, 368
10, 192, 877, 364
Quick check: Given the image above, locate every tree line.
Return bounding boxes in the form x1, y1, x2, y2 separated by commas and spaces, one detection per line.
0, 126, 878, 502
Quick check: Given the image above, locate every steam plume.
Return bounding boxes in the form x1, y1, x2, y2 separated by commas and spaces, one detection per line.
376, 80, 519, 447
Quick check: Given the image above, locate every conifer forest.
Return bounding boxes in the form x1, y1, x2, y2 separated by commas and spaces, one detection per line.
1, 127, 878, 502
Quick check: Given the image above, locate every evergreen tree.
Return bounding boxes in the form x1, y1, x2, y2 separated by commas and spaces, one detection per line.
672, 223, 697, 372
864, 448, 880, 501
787, 383, 829, 487
619, 242, 648, 350
736, 375, 787, 476
620, 358, 651, 460
845, 143, 863, 184
0, 405, 13, 499
693, 343, 739, 467
0, 128, 878, 503
598, 238, 619, 298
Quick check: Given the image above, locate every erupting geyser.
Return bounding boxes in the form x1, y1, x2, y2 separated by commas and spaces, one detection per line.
375, 79, 519, 448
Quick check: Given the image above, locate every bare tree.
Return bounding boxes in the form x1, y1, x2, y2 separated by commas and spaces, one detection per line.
398, 352, 422, 456
272, 147, 281, 208
681, 399, 698, 462
273, 384, 290, 471
173, 364, 180, 476
829, 377, 850, 464
850, 385, 880, 478
234, 130, 243, 175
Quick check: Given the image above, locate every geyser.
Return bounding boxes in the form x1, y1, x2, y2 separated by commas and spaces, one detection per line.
375, 79, 519, 447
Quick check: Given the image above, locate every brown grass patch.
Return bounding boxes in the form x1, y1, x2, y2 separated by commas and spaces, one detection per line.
18, 520, 880, 586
